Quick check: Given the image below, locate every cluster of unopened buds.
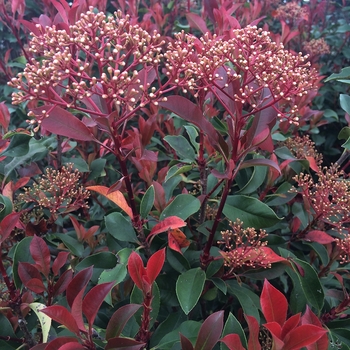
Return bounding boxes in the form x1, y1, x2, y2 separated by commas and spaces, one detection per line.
8, 8, 318, 129
164, 26, 318, 125
292, 164, 350, 230
303, 38, 330, 58
17, 164, 90, 222
274, 2, 309, 25
218, 219, 271, 273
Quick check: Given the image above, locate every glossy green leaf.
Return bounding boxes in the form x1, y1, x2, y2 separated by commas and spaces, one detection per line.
223, 195, 282, 229
52, 233, 84, 258
140, 185, 155, 219
105, 212, 137, 242
0, 195, 13, 221
156, 321, 201, 349
338, 127, 350, 140
12, 237, 34, 288
167, 248, 190, 273
290, 258, 324, 313
176, 268, 206, 315
340, 94, 350, 115
210, 278, 227, 295
226, 280, 260, 322
164, 135, 196, 162
184, 125, 199, 152
75, 252, 118, 283
98, 264, 127, 306
161, 194, 200, 220
165, 164, 194, 182
325, 67, 350, 82
221, 313, 247, 350
28, 303, 52, 343
237, 163, 267, 194
1, 133, 31, 157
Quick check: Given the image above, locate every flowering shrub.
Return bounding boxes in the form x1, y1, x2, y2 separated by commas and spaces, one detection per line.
0, 1, 350, 350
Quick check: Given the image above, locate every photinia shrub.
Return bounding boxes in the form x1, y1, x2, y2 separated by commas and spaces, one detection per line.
0, 1, 350, 350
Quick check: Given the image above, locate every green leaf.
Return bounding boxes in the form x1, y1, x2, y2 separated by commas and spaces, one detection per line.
164, 135, 196, 162
291, 258, 324, 313
176, 268, 206, 315
221, 313, 247, 350
87, 158, 106, 181
184, 125, 199, 152
165, 164, 194, 182
161, 194, 200, 220
98, 264, 127, 305
4, 136, 53, 177
223, 195, 282, 229
237, 162, 267, 194
325, 67, 350, 82
12, 237, 34, 288
210, 278, 227, 295
226, 280, 261, 322
340, 94, 350, 115
167, 248, 191, 273
75, 252, 118, 283
52, 233, 84, 257
140, 185, 155, 219
339, 127, 350, 140
0, 314, 16, 338
156, 320, 201, 349
105, 212, 137, 242
150, 311, 187, 348
0, 195, 13, 221
28, 303, 52, 343
1, 133, 32, 157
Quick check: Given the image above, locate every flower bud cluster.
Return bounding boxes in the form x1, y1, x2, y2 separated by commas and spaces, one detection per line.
303, 38, 330, 58
218, 219, 271, 272
17, 164, 90, 222
9, 9, 164, 119
293, 164, 350, 229
164, 26, 318, 125
275, 2, 309, 25
285, 135, 323, 166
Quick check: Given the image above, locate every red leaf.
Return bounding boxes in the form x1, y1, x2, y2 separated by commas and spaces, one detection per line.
57, 343, 85, 350
105, 337, 146, 350
281, 313, 300, 339
263, 322, 284, 350
52, 269, 73, 298
30, 235, 51, 277
86, 186, 133, 219
66, 266, 93, 307
18, 262, 46, 293
0, 211, 22, 244
44, 337, 79, 350
26, 278, 47, 294
283, 325, 328, 350
301, 306, 329, 350
0, 102, 10, 131
220, 334, 245, 350
146, 248, 165, 285
240, 158, 281, 175
40, 106, 97, 142
186, 12, 209, 35
51, 251, 70, 277
245, 315, 261, 350
82, 282, 115, 329
306, 156, 320, 172
259, 247, 287, 264
128, 252, 147, 290
304, 230, 335, 244
261, 279, 288, 326
168, 228, 191, 254
194, 311, 224, 350
70, 288, 87, 332
40, 306, 80, 335
106, 304, 142, 340
149, 216, 187, 236
180, 333, 194, 350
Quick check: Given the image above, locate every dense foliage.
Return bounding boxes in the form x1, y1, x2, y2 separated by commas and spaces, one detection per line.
0, 0, 350, 349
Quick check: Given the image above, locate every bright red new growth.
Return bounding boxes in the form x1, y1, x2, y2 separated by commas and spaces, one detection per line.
261, 279, 288, 326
